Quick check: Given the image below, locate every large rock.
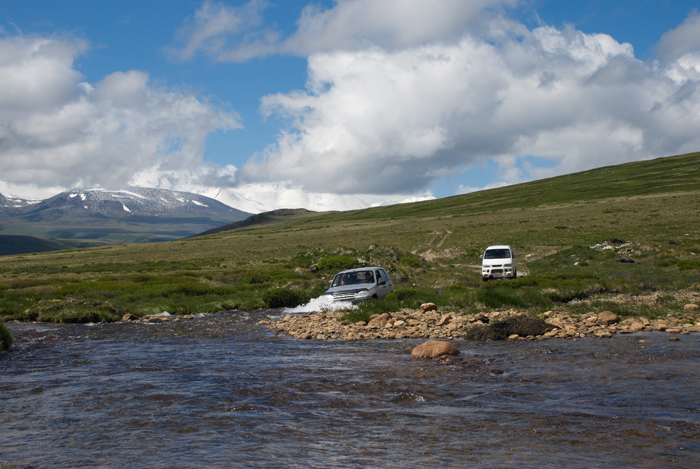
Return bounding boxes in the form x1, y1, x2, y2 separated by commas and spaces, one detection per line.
411, 340, 460, 359
420, 303, 437, 312
597, 311, 620, 325
367, 313, 391, 328
684, 304, 699, 311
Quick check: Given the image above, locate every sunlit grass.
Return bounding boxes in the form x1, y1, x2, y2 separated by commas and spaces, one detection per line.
1, 152, 699, 322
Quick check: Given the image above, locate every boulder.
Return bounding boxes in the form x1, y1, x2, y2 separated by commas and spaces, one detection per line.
684, 304, 700, 311
420, 303, 437, 312
436, 314, 452, 326
411, 340, 460, 359
367, 313, 391, 328
597, 311, 620, 325
121, 313, 137, 322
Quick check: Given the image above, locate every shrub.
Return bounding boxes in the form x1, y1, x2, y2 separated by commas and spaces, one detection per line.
0, 323, 12, 352
399, 257, 422, 268
263, 288, 309, 308
339, 309, 373, 323
476, 288, 527, 308
465, 316, 550, 340
317, 255, 359, 271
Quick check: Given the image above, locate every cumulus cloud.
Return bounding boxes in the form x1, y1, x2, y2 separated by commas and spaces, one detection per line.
657, 9, 700, 62
0, 34, 240, 195
235, 22, 700, 194
169, 0, 519, 61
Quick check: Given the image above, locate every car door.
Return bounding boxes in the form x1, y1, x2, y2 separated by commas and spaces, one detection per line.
376, 269, 393, 299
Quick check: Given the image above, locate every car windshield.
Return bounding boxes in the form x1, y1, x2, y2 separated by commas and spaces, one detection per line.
484, 249, 511, 259
331, 270, 375, 287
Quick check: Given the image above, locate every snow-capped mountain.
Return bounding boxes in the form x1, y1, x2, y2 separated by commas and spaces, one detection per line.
32, 187, 249, 219
0, 193, 40, 215
0, 187, 251, 244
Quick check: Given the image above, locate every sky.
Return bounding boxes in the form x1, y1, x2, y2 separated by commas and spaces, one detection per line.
1, 0, 699, 211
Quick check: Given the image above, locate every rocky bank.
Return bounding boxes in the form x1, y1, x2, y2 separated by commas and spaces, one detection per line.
263, 302, 700, 341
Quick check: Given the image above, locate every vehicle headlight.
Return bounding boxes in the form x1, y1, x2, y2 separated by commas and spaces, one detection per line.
354, 290, 371, 299
504, 264, 512, 268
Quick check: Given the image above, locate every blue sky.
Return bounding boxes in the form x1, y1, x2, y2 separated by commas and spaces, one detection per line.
1, 1, 699, 209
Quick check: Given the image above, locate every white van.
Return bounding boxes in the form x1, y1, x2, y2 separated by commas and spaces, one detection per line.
323, 267, 394, 303
480, 245, 517, 281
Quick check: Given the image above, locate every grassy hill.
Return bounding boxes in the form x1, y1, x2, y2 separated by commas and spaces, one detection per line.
1, 151, 699, 323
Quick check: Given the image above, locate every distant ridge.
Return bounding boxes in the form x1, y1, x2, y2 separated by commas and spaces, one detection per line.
0, 235, 104, 256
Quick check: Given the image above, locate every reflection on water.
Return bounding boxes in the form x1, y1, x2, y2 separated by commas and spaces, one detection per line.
2, 311, 700, 468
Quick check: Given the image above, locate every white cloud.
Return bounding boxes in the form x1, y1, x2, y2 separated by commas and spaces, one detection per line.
169, 0, 519, 61
167, 0, 278, 62
657, 9, 700, 62
198, 181, 434, 213
233, 18, 700, 195
0, 34, 241, 194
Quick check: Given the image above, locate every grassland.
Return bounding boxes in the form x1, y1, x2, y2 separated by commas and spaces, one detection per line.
1, 152, 699, 323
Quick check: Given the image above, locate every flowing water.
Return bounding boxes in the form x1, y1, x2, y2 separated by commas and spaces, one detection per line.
2, 310, 700, 468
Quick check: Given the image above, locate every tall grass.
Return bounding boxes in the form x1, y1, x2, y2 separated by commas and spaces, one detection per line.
0, 322, 12, 351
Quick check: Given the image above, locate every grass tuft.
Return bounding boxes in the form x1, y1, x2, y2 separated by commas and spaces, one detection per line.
0, 323, 12, 352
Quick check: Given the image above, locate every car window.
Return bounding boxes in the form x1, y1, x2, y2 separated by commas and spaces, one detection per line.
331, 270, 375, 287
484, 249, 511, 259
378, 269, 389, 282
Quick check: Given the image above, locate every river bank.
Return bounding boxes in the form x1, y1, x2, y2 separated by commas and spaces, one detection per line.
265, 302, 700, 341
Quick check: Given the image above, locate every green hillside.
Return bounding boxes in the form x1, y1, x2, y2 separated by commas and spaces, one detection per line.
1, 152, 699, 323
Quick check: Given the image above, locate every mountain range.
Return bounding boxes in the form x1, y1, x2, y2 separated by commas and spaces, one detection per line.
0, 187, 251, 251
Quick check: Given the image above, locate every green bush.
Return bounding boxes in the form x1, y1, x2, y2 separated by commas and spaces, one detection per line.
317, 255, 359, 271
263, 288, 310, 308
399, 256, 422, 268
466, 316, 550, 340
0, 323, 12, 352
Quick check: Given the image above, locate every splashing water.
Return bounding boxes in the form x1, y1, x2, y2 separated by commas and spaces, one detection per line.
284, 295, 357, 314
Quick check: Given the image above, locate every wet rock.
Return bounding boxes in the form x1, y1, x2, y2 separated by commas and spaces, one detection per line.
420, 303, 437, 313
597, 311, 620, 326
669, 337, 680, 341
411, 340, 460, 359
666, 328, 681, 334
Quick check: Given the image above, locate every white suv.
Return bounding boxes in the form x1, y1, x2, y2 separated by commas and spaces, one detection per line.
323, 267, 394, 303
481, 245, 517, 281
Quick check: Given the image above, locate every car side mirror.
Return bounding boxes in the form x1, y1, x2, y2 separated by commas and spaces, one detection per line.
479, 255, 483, 260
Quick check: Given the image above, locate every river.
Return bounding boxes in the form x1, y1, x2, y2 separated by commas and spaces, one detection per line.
1, 310, 699, 468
